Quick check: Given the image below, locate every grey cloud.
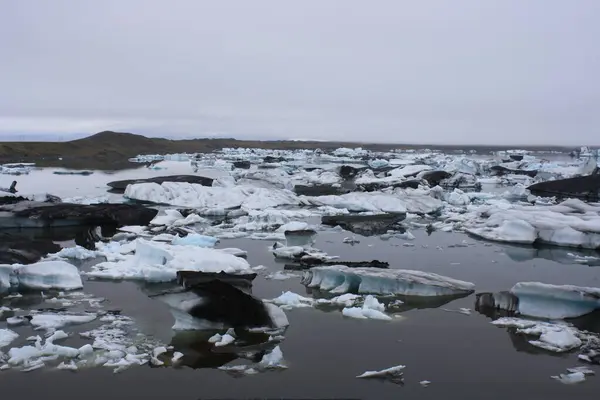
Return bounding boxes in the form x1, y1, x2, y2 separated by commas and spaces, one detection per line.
1, 0, 599, 145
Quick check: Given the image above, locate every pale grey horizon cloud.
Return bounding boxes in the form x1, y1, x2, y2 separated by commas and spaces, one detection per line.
1, 0, 599, 145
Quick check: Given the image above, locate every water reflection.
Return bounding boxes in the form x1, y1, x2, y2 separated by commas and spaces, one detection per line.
160, 329, 282, 370
305, 287, 472, 313
499, 242, 600, 266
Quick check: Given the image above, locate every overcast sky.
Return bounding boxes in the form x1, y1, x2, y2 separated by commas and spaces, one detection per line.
1, 0, 599, 145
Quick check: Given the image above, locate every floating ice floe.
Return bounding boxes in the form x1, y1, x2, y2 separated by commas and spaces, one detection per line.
302, 266, 475, 297
356, 364, 405, 384
342, 295, 391, 320
0, 260, 83, 293
87, 239, 252, 282
476, 282, 600, 319
465, 199, 600, 249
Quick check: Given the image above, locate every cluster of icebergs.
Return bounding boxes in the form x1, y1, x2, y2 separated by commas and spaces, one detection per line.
2, 145, 600, 381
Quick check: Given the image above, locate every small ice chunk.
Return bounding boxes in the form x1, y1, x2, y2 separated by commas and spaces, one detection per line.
171, 234, 218, 248
6, 316, 27, 326
214, 334, 235, 347
342, 295, 391, 321
268, 291, 314, 309
265, 271, 296, 280
0, 329, 19, 348
172, 352, 184, 362
551, 372, 586, 384
420, 380, 431, 387
258, 346, 286, 369
208, 333, 222, 343
30, 313, 97, 332
567, 366, 595, 375
57, 360, 78, 371
356, 365, 405, 380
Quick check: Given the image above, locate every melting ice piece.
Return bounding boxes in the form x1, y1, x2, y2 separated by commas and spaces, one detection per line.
268, 291, 315, 309
491, 317, 583, 352
477, 282, 600, 319
29, 313, 97, 332
342, 295, 391, 320
551, 372, 586, 384
302, 266, 475, 296
0, 329, 19, 348
356, 365, 405, 383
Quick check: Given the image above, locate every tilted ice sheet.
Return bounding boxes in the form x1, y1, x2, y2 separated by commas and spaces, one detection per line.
87, 239, 252, 282
302, 266, 475, 296
510, 282, 600, 319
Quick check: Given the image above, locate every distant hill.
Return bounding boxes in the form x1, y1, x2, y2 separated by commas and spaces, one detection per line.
0, 130, 577, 170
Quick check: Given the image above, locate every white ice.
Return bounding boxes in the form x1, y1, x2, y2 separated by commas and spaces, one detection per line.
1, 260, 83, 292
87, 239, 252, 282
356, 365, 405, 379
15, 261, 83, 291
125, 182, 300, 211
302, 266, 475, 296
342, 295, 391, 320
551, 372, 586, 384
0, 329, 19, 348
491, 317, 583, 352
30, 313, 97, 332
465, 199, 600, 249
171, 233, 218, 248
268, 291, 315, 309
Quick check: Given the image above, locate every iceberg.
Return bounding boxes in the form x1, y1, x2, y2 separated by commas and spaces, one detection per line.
125, 182, 299, 211
476, 282, 600, 319
87, 239, 252, 282
301, 266, 475, 296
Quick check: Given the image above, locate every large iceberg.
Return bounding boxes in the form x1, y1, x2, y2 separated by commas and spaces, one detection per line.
465, 199, 600, 249
301, 266, 475, 296
87, 239, 252, 282
124, 182, 300, 211
476, 282, 600, 319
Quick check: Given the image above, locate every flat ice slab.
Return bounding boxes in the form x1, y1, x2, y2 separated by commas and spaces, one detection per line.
301, 265, 475, 296
87, 239, 252, 282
